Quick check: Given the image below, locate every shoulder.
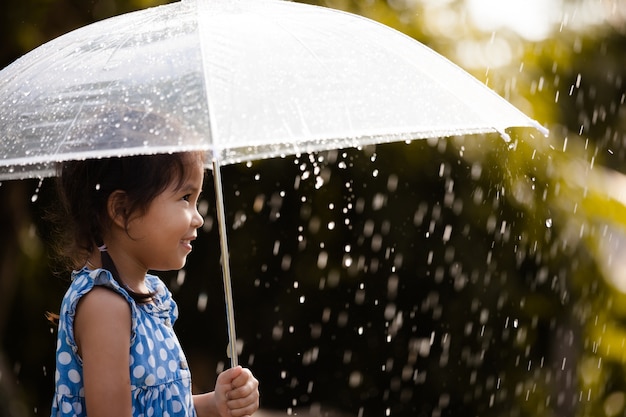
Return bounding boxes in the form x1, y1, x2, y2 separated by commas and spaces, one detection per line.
74, 287, 132, 355
76, 286, 131, 330
76, 285, 131, 325
65, 268, 137, 313
78, 285, 130, 316
65, 267, 129, 303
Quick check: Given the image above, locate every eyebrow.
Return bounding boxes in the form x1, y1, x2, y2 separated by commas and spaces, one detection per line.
180, 183, 201, 193
172, 178, 201, 193
172, 168, 203, 193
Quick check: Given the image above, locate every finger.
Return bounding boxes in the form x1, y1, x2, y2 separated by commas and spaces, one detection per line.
226, 376, 259, 412
216, 366, 243, 389
229, 376, 259, 399
227, 397, 260, 417
227, 385, 255, 403
231, 367, 255, 388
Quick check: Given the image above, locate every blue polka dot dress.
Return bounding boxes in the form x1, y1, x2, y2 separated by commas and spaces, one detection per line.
50, 267, 197, 417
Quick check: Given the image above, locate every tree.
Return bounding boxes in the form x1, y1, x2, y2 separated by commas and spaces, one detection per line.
1, 1, 625, 416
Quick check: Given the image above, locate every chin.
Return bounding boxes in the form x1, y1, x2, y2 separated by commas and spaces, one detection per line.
152, 260, 187, 272
176, 258, 189, 270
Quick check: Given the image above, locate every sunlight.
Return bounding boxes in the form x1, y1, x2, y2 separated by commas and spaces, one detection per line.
466, 0, 562, 41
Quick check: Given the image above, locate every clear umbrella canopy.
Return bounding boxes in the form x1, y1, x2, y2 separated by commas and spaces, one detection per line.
0, 0, 544, 181
0, 0, 547, 367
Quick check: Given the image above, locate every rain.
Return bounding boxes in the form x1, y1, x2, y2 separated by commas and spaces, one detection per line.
1, 0, 626, 417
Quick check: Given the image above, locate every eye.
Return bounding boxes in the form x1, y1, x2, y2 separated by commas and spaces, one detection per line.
182, 194, 192, 202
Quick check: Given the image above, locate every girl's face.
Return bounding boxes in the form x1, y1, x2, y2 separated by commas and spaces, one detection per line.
125, 157, 205, 271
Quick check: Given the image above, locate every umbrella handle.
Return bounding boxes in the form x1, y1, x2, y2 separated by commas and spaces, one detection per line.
212, 158, 239, 368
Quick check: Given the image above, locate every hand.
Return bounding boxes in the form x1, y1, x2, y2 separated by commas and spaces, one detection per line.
214, 366, 260, 417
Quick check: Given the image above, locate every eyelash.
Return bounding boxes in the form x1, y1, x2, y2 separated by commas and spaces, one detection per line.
183, 194, 203, 204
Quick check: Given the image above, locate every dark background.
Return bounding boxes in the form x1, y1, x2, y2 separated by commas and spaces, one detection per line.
1, 1, 626, 416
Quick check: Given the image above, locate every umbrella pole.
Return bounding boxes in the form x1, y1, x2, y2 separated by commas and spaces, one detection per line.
212, 158, 239, 368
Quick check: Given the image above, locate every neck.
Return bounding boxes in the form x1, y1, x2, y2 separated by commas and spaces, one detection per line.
91, 245, 150, 294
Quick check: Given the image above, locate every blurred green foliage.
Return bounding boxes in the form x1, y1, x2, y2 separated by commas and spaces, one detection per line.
1, 1, 625, 417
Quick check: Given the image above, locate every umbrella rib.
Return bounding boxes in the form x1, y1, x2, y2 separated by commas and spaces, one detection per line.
51, 22, 156, 161
352, 19, 546, 137
54, 102, 87, 161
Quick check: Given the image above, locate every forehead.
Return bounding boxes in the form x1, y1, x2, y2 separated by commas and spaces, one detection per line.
169, 153, 205, 190
185, 159, 205, 183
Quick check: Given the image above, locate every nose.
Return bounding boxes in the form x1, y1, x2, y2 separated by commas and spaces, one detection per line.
192, 206, 204, 229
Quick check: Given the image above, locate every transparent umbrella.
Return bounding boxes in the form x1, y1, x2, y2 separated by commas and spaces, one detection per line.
0, 0, 546, 366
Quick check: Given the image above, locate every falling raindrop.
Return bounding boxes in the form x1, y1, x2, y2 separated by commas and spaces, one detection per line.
176, 269, 186, 286
30, 178, 44, 202
196, 292, 208, 312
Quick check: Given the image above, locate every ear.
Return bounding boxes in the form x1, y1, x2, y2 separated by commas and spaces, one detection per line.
107, 190, 129, 229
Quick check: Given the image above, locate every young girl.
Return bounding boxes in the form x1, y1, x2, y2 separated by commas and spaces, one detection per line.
49, 151, 259, 417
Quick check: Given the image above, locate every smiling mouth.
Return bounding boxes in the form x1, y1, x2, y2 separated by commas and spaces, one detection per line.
181, 238, 194, 250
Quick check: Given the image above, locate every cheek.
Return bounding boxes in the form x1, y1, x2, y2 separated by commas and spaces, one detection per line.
124, 211, 160, 239
124, 215, 140, 235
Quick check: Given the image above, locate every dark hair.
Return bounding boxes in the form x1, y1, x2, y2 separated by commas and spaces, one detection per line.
53, 151, 204, 301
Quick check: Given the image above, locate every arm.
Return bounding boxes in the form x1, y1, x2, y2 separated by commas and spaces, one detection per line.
193, 366, 260, 417
74, 287, 133, 417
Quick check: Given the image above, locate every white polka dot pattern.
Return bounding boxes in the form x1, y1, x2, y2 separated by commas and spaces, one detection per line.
50, 268, 196, 417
